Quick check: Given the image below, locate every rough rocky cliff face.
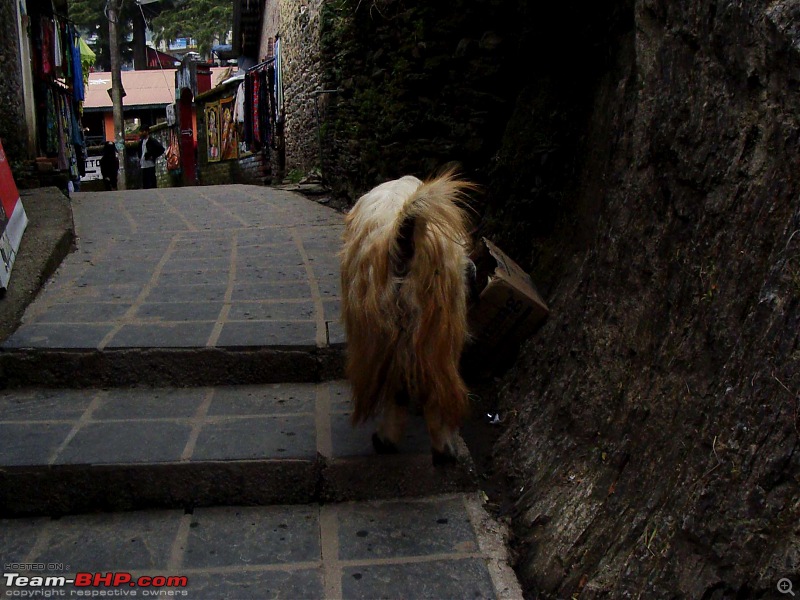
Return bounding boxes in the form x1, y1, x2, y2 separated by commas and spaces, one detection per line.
321, 0, 799, 596
489, 1, 800, 597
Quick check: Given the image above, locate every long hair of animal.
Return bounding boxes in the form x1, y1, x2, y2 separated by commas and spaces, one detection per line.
340, 168, 476, 432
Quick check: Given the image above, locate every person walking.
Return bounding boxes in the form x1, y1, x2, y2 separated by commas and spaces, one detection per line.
99, 142, 119, 191
138, 125, 165, 189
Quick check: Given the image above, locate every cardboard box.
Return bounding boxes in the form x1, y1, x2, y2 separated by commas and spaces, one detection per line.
468, 238, 549, 352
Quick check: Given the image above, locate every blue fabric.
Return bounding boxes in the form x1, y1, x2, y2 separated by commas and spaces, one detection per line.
70, 102, 84, 146
71, 27, 84, 102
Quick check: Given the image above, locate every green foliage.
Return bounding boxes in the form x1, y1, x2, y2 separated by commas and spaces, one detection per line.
69, 0, 110, 69
150, 0, 232, 57
68, 0, 230, 67
286, 169, 305, 184
68, 0, 140, 70
67, 0, 105, 26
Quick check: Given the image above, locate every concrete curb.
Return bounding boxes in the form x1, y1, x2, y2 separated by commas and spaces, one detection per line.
0, 187, 75, 343
464, 493, 527, 600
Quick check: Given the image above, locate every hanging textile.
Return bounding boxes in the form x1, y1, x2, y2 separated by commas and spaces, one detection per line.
63, 98, 78, 179
206, 102, 221, 162
53, 17, 62, 71
234, 82, 245, 124
71, 28, 84, 101
78, 37, 95, 87
56, 94, 67, 170
165, 129, 181, 172
40, 16, 53, 76
266, 65, 276, 147
233, 83, 245, 156
258, 68, 270, 148
45, 87, 58, 154
252, 72, 261, 149
219, 95, 238, 161
239, 59, 278, 154
243, 72, 253, 149
29, 4, 87, 178
70, 102, 84, 146
63, 22, 73, 82
274, 38, 284, 118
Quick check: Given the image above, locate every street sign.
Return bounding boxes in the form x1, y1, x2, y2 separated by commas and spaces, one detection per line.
81, 155, 103, 181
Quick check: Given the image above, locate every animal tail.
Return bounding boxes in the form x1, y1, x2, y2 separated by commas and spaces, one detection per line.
390, 168, 476, 279
348, 168, 477, 428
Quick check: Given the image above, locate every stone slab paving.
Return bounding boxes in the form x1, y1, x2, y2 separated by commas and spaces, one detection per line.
0, 381, 476, 515
0, 494, 522, 599
3, 186, 344, 351
0, 381, 431, 467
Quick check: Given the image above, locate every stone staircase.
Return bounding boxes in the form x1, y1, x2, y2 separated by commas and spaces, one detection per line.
0, 185, 521, 599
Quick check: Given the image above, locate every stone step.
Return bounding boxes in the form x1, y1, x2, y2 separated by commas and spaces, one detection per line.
0, 493, 522, 599
0, 382, 476, 517
1, 185, 348, 389
0, 345, 345, 388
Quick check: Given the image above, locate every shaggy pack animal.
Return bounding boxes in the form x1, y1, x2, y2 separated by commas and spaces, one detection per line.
340, 170, 476, 464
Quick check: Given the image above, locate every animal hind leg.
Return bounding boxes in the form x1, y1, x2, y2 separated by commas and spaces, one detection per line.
424, 404, 458, 466
372, 395, 409, 454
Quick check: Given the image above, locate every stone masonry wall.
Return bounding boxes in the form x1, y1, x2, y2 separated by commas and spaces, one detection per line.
259, 0, 280, 61
277, 0, 325, 176
198, 153, 271, 186
0, 2, 29, 163
236, 153, 272, 184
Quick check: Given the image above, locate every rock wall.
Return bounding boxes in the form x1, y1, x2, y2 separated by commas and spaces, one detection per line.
318, 0, 799, 597
0, 2, 29, 163
254, 0, 324, 178
277, 0, 325, 176
488, 1, 800, 597
258, 0, 280, 61
319, 0, 515, 199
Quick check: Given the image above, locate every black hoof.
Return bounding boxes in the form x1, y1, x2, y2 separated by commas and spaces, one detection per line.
372, 433, 399, 454
432, 447, 458, 466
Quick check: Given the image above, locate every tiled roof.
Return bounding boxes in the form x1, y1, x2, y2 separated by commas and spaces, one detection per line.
83, 67, 235, 110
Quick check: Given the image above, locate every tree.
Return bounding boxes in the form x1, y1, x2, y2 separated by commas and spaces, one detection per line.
69, 0, 111, 70
150, 0, 233, 58
68, 0, 151, 70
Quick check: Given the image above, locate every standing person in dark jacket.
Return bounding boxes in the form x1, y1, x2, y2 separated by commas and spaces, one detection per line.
138, 125, 165, 189
99, 142, 119, 191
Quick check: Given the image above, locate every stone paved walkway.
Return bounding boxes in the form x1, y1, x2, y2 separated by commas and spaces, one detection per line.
0, 185, 522, 599
0, 381, 381, 467
0, 494, 522, 599
3, 186, 344, 350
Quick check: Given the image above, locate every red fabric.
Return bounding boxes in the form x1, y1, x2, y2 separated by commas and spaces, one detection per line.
41, 17, 53, 76
252, 74, 260, 145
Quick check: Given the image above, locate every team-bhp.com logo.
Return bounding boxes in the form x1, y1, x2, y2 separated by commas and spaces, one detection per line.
3, 572, 189, 597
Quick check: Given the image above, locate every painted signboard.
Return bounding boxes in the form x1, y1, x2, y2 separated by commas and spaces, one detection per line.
0, 140, 28, 290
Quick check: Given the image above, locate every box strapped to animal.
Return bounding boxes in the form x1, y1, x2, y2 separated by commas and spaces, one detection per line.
468, 238, 549, 354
